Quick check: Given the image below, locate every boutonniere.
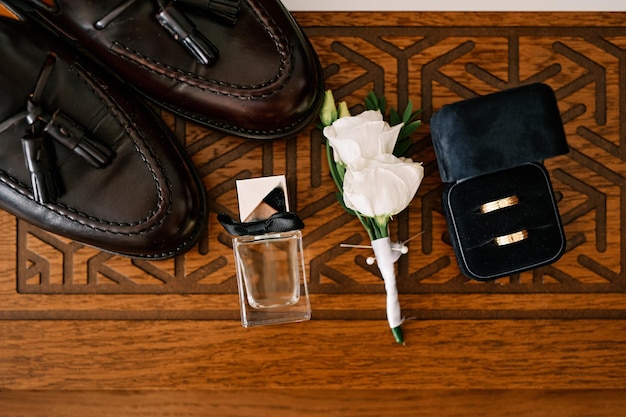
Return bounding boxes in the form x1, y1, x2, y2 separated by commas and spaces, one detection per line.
319, 90, 424, 344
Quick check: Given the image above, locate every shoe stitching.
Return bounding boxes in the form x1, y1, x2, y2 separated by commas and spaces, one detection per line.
0, 168, 202, 259
161, 104, 308, 138
141, 0, 318, 138
0, 18, 205, 259
21, 0, 322, 137
0, 157, 168, 234
70, 63, 207, 259
0, 61, 172, 235
63, 62, 173, 234
112, 42, 285, 97
109, 0, 293, 99
23, 0, 285, 94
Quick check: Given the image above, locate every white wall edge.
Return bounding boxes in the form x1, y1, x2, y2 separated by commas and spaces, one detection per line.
282, 0, 626, 12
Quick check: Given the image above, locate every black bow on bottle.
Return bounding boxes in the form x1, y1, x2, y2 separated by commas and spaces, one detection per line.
218, 212, 305, 236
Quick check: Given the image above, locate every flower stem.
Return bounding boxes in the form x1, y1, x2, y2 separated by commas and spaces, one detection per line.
356, 213, 376, 241
391, 325, 405, 345
325, 139, 344, 192
372, 220, 389, 240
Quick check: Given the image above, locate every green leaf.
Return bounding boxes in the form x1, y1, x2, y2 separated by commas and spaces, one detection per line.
378, 95, 387, 114
365, 91, 379, 111
410, 109, 423, 120
402, 100, 413, 123
389, 107, 401, 126
365, 91, 388, 114
393, 138, 412, 156
399, 120, 421, 139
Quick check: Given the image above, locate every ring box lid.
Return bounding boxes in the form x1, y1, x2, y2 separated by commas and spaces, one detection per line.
430, 83, 569, 183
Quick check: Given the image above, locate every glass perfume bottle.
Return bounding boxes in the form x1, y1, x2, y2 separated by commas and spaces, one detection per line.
233, 230, 311, 327
220, 175, 311, 327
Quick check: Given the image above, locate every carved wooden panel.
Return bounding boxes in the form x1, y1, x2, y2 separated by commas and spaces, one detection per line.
2, 12, 626, 321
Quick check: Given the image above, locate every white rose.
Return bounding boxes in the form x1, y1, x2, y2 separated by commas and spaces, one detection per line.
322, 110, 403, 170
342, 154, 424, 220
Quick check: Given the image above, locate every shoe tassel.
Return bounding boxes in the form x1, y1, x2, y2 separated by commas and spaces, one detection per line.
156, 2, 219, 65
20, 112, 114, 204
21, 124, 61, 205
43, 109, 114, 169
20, 53, 114, 203
176, 0, 241, 25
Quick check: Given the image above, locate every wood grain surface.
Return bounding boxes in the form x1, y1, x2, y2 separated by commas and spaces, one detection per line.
2, 11, 626, 415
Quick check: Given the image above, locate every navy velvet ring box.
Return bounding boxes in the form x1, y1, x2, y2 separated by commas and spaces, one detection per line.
430, 83, 570, 281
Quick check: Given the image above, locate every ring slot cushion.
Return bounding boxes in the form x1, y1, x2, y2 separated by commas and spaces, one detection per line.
430, 83, 569, 281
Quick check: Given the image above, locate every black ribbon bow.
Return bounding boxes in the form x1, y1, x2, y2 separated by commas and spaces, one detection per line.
218, 212, 305, 236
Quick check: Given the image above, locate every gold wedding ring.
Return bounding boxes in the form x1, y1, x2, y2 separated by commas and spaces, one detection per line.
494, 230, 529, 246
480, 195, 519, 214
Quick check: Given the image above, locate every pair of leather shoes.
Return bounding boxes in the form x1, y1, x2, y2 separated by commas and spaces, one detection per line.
7, 0, 325, 139
0, 0, 323, 259
0, 4, 207, 259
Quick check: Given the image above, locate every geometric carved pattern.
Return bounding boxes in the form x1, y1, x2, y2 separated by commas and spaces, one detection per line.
3, 13, 626, 320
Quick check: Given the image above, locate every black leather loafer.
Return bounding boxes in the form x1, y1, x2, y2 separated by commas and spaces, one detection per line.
0, 7, 207, 259
8, 0, 324, 139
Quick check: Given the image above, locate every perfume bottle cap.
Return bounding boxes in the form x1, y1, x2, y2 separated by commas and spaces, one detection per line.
218, 175, 304, 236
236, 175, 289, 222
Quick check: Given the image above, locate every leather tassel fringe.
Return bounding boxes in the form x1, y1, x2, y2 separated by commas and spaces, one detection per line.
21, 131, 61, 204
156, 3, 219, 65
177, 0, 241, 25
44, 110, 114, 169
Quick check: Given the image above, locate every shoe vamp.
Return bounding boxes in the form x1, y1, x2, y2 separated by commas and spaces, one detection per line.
47, 0, 283, 87
0, 20, 164, 226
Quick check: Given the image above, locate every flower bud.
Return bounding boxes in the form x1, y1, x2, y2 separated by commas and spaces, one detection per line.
337, 101, 351, 119
320, 90, 338, 126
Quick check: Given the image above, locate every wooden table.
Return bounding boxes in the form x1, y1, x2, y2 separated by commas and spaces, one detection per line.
1, 11, 625, 415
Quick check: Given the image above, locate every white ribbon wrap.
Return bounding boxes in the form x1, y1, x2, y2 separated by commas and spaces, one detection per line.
371, 237, 403, 329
